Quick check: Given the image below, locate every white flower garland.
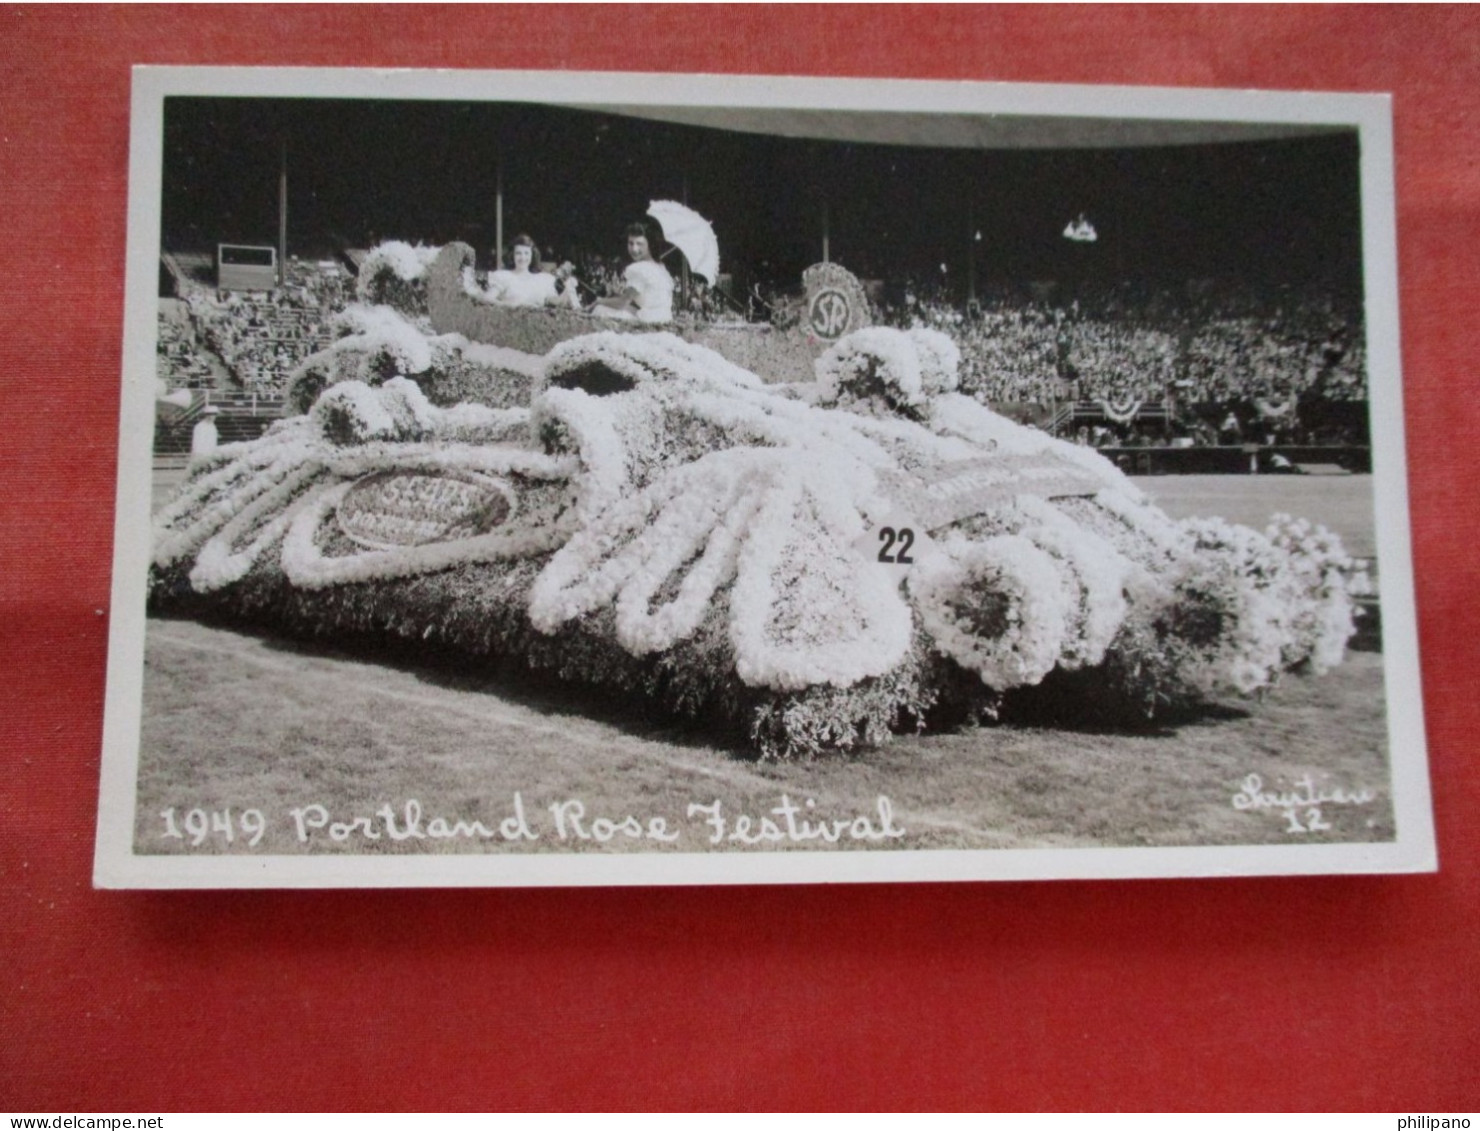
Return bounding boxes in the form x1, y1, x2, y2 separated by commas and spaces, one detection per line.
303, 370, 530, 449
1092, 488, 1188, 560
529, 386, 631, 521
928, 392, 1139, 494
153, 315, 1364, 716
280, 478, 570, 591
728, 456, 909, 691
908, 326, 962, 396
544, 331, 764, 396
326, 379, 399, 440
319, 441, 575, 485
189, 464, 329, 593
655, 334, 766, 391
459, 264, 484, 300
815, 327, 925, 411
355, 241, 439, 302
1176, 516, 1293, 695
431, 401, 529, 445
287, 320, 543, 411
529, 447, 908, 690
1255, 394, 1298, 419
824, 403, 981, 474
910, 534, 1072, 689
1009, 495, 1131, 669
312, 377, 437, 445
1265, 513, 1365, 673
452, 336, 546, 381
153, 421, 327, 569
380, 377, 438, 433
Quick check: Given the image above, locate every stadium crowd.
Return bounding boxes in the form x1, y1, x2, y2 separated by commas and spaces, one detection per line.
156, 306, 218, 390
160, 244, 1367, 447
880, 278, 1368, 446
168, 259, 350, 397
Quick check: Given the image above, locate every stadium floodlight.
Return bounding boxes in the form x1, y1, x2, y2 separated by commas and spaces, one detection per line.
1063, 214, 1098, 242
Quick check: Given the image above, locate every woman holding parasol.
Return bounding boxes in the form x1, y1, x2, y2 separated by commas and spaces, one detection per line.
591, 221, 675, 324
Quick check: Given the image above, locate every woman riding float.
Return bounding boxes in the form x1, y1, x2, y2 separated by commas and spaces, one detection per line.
485, 234, 580, 309
591, 222, 675, 324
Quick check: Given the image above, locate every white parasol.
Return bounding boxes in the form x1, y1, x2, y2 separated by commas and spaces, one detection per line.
646, 200, 720, 285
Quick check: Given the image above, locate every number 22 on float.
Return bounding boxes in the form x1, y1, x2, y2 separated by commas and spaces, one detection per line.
856, 511, 939, 580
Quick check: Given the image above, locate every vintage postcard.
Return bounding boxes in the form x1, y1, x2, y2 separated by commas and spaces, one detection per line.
95, 66, 1434, 887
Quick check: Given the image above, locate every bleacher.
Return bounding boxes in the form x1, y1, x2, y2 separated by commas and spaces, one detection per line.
180, 277, 342, 395
160, 250, 215, 294
154, 250, 352, 458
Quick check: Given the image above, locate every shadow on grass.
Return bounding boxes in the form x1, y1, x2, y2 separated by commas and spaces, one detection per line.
153, 605, 761, 759
153, 602, 1279, 758
997, 673, 1252, 738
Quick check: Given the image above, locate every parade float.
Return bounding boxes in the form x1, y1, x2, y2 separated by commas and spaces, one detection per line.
421, 241, 870, 385
149, 240, 1369, 759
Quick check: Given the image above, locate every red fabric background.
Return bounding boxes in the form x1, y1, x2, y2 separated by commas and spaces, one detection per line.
2, 5, 1477, 1112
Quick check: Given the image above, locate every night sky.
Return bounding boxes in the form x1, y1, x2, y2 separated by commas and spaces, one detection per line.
161, 97, 1364, 297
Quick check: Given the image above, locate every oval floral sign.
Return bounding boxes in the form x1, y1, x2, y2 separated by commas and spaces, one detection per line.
336, 469, 516, 550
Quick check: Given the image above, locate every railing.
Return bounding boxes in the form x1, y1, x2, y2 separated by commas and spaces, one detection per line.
1095, 444, 1370, 476
153, 393, 287, 457
209, 392, 287, 416
1048, 399, 1175, 435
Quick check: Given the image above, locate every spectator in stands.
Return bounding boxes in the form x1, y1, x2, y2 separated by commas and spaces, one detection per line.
591, 222, 674, 324
485, 234, 579, 308
913, 276, 1365, 445
175, 265, 342, 397
1218, 409, 1243, 444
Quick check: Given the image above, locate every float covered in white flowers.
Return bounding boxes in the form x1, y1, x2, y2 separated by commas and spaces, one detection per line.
151, 306, 1369, 757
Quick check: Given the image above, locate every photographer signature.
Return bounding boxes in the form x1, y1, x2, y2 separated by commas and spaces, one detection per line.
1231, 772, 1376, 834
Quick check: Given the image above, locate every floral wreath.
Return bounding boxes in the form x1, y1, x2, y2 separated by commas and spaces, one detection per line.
909, 535, 1074, 689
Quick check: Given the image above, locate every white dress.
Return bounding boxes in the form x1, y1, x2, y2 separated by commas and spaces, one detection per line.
486, 269, 558, 307
595, 260, 674, 323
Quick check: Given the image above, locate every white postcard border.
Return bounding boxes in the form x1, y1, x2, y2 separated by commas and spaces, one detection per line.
96, 66, 1435, 888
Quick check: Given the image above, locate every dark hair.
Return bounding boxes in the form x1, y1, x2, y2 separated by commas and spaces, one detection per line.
625, 222, 653, 244
509, 233, 540, 269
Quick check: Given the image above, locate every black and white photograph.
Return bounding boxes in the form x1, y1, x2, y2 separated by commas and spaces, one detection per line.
95, 67, 1434, 887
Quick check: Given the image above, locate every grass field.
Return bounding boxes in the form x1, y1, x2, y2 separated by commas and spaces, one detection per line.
133, 469, 1392, 858
1135, 473, 1378, 563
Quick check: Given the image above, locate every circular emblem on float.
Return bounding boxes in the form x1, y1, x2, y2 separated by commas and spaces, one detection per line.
808, 288, 852, 340
337, 469, 516, 550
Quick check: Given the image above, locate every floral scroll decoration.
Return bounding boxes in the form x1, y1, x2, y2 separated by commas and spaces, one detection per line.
152, 319, 1372, 755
